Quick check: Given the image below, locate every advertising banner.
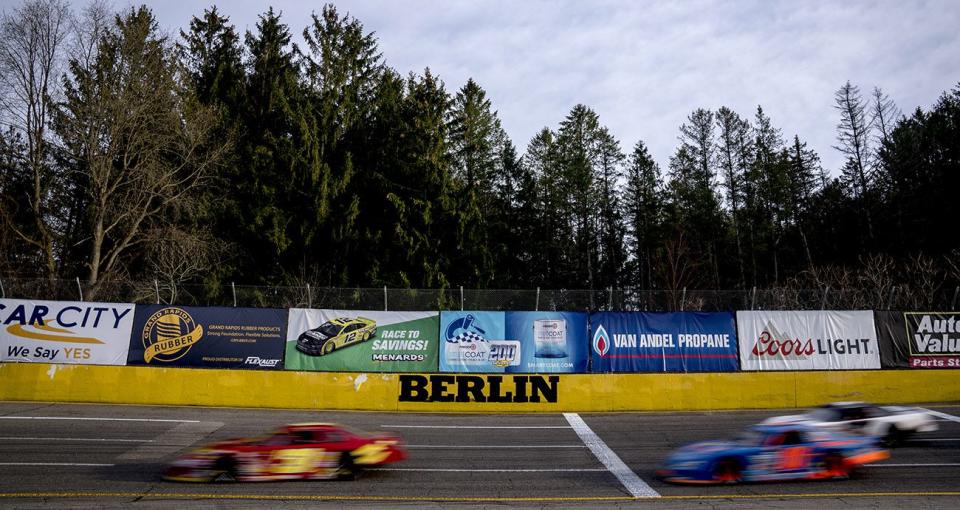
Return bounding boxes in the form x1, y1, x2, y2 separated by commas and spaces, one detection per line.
876, 311, 960, 369
284, 309, 439, 372
590, 312, 738, 372
737, 310, 880, 371
0, 298, 133, 365
438, 311, 588, 373
126, 305, 286, 369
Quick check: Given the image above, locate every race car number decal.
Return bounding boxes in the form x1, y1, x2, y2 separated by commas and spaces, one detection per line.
352, 443, 391, 464
778, 446, 810, 470
270, 448, 328, 474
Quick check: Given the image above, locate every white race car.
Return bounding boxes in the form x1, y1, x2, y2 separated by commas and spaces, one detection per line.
763, 402, 938, 446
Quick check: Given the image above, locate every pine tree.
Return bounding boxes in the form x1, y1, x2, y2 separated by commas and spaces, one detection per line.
623, 140, 663, 289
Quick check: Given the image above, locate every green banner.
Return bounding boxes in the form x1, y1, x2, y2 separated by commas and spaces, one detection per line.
284, 309, 438, 372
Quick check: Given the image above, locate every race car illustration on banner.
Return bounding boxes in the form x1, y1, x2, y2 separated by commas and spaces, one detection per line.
656, 422, 888, 484
296, 317, 377, 356
162, 423, 406, 482
762, 402, 938, 446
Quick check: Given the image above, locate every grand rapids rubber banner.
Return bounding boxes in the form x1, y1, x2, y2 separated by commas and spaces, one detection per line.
284, 309, 439, 372
590, 312, 738, 372
737, 310, 881, 370
0, 298, 133, 365
875, 311, 960, 369
126, 305, 286, 369
439, 311, 589, 373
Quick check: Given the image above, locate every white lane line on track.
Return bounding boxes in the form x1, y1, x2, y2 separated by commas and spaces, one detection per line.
0, 437, 152, 443
0, 416, 199, 423
564, 413, 660, 498
921, 409, 960, 424
868, 463, 960, 467
911, 438, 960, 442
406, 445, 585, 449
0, 463, 114, 467
381, 425, 570, 429
370, 468, 608, 472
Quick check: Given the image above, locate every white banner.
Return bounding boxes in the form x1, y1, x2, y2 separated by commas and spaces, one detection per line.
0, 298, 134, 365
737, 310, 880, 371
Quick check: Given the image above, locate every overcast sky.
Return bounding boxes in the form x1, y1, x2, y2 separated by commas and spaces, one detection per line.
31, 0, 960, 173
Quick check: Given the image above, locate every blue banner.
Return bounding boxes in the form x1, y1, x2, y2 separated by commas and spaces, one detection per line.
439, 311, 588, 373
127, 305, 287, 370
590, 312, 738, 372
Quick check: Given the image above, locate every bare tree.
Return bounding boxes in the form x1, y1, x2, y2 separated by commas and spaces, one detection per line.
869, 86, 901, 150
53, 7, 228, 298
834, 81, 874, 240
0, 0, 71, 279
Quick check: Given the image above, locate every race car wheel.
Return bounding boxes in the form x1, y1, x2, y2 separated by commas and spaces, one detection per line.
322, 341, 336, 355
882, 425, 903, 447
212, 457, 238, 483
712, 458, 741, 483
823, 453, 849, 479
337, 452, 357, 480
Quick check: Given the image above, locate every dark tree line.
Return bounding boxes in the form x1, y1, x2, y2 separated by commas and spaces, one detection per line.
1, 1, 960, 301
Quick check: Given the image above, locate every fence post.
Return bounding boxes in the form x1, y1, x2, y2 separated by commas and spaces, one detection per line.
76, 277, 83, 302
608, 287, 613, 310
384, 285, 388, 311
535, 287, 540, 311
460, 285, 464, 311
680, 287, 687, 311
821, 286, 829, 310
750, 286, 757, 310
886, 285, 897, 310
0, 278, 4, 298
307, 283, 312, 308
952, 286, 959, 310
154, 280, 160, 304
231, 282, 237, 307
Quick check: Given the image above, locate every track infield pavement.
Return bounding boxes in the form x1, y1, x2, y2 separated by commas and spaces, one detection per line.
0, 401, 958, 509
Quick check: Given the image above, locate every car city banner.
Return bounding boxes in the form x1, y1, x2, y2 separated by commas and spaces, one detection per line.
439, 311, 589, 373
875, 311, 960, 369
590, 312, 738, 372
0, 298, 133, 365
126, 305, 286, 369
284, 309, 439, 372
737, 310, 881, 371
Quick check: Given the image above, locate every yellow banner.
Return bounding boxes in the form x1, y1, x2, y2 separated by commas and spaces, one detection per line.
144, 326, 204, 363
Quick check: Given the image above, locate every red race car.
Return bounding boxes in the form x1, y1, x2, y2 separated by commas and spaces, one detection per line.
163, 422, 406, 482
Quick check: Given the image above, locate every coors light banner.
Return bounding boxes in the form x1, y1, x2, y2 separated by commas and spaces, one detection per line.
737, 311, 880, 371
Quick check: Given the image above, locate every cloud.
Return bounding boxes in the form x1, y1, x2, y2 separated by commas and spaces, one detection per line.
147, 0, 960, 174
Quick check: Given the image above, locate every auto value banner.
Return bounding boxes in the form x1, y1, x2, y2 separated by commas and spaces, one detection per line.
590, 312, 738, 372
126, 305, 286, 369
0, 298, 133, 365
737, 310, 881, 371
875, 311, 960, 369
439, 311, 589, 373
284, 309, 439, 372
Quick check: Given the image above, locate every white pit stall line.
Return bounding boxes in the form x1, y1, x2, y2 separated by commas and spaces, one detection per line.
0, 463, 114, 467
564, 413, 660, 498
0, 416, 199, 423
0, 437, 153, 443
406, 444, 585, 449
372, 468, 607, 473
868, 463, 960, 467
382, 425, 570, 429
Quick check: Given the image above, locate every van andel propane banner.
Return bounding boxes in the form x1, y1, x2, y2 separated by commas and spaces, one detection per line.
126, 305, 286, 369
590, 312, 738, 372
737, 310, 880, 371
875, 311, 960, 369
0, 298, 133, 365
439, 311, 589, 373
284, 309, 439, 372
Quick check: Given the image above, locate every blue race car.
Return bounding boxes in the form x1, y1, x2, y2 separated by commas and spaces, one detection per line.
656, 422, 889, 484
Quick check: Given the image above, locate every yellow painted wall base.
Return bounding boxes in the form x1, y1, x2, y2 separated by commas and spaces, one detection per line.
1, 363, 957, 412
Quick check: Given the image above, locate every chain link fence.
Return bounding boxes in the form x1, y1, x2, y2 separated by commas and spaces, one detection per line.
1, 277, 957, 311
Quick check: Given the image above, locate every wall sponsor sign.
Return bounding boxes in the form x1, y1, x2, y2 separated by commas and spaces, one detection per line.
590, 312, 738, 372
737, 310, 880, 371
284, 309, 439, 372
875, 311, 960, 369
126, 305, 286, 369
438, 311, 588, 373
0, 298, 133, 365
398, 374, 559, 403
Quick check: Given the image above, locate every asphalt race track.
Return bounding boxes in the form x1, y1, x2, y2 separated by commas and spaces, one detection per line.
0, 402, 958, 509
